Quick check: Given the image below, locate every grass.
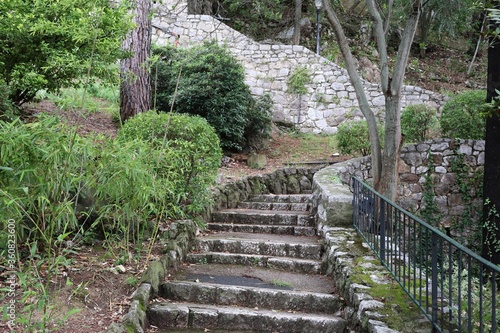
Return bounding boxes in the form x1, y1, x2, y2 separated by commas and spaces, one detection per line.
269, 131, 339, 163
42, 82, 119, 117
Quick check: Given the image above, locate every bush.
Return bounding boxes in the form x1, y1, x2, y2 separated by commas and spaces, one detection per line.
401, 104, 439, 142
336, 120, 384, 156
117, 111, 222, 215
440, 90, 487, 139
0, 115, 94, 245
152, 42, 272, 151
0, 111, 221, 248
0, 0, 131, 107
0, 80, 17, 121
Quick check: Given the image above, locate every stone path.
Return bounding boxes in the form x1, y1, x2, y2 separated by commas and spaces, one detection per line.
147, 194, 347, 332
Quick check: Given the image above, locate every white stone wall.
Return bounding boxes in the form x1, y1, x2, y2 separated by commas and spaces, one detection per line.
151, 1, 446, 134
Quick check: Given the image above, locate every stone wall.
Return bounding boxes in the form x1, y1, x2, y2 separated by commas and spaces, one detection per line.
150, 1, 446, 134
328, 138, 485, 230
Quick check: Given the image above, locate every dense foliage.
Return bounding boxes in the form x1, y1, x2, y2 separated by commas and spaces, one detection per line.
336, 120, 384, 156
152, 42, 272, 151
117, 111, 222, 216
0, 112, 221, 249
401, 104, 439, 142
0, 0, 132, 107
218, 0, 288, 40
440, 90, 487, 140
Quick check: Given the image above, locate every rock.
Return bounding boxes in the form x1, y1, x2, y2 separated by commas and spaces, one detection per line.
247, 153, 267, 169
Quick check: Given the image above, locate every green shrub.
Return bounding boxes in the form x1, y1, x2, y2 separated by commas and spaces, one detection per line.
401, 104, 439, 142
0, 115, 94, 245
440, 90, 487, 139
336, 120, 384, 156
0, 0, 131, 107
152, 42, 272, 151
0, 80, 17, 121
117, 111, 222, 215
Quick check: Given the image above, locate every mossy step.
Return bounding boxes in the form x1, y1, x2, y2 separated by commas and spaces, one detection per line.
211, 209, 313, 226
159, 280, 343, 314
186, 253, 323, 274
148, 302, 346, 333
193, 237, 323, 260
206, 222, 317, 236
237, 201, 311, 212
248, 194, 313, 203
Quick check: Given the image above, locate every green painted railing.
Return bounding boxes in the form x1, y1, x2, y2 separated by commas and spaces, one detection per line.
352, 177, 499, 333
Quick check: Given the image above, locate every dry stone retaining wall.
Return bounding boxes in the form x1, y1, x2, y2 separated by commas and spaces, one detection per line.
151, 1, 446, 134
326, 138, 484, 229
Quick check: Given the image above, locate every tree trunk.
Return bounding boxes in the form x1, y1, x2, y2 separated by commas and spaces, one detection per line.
120, 0, 152, 123
366, 0, 420, 201
293, 0, 302, 45
482, 3, 500, 265
323, 0, 382, 188
187, 0, 213, 15
324, 0, 420, 200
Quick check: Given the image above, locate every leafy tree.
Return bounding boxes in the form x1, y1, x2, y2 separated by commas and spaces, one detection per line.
0, 0, 132, 108
323, 0, 422, 200
187, 0, 213, 14
219, 0, 287, 40
395, 0, 477, 57
152, 42, 272, 151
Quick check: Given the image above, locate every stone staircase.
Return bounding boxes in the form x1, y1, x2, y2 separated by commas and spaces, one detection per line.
147, 193, 347, 332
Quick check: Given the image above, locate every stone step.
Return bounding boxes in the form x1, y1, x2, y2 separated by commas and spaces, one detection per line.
186, 253, 323, 274
148, 302, 346, 333
160, 281, 342, 314
249, 194, 314, 203
193, 234, 323, 260
206, 222, 317, 236
237, 201, 311, 212
211, 209, 313, 226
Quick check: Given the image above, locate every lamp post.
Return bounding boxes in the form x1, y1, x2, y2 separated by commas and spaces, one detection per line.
315, 0, 322, 55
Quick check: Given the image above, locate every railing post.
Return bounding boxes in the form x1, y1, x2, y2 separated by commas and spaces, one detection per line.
431, 232, 438, 328
380, 199, 386, 264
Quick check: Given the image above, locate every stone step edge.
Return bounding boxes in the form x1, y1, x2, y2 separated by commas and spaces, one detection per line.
160, 280, 342, 314
247, 194, 314, 203
147, 302, 346, 332
193, 238, 323, 260
206, 223, 317, 236
186, 253, 323, 274
214, 209, 311, 216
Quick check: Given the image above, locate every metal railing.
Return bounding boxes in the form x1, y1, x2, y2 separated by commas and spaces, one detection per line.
352, 177, 499, 333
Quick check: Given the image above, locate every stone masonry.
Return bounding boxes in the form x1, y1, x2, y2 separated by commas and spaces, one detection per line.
329, 138, 484, 231
151, 0, 446, 134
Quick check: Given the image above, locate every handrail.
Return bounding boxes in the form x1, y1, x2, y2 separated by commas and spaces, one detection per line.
352, 176, 499, 333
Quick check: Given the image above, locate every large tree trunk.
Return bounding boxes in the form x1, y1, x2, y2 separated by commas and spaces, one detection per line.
482, 4, 500, 265
187, 0, 213, 15
292, 0, 302, 45
120, 0, 152, 123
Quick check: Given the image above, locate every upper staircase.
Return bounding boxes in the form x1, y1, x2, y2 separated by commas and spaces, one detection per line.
147, 193, 348, 332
